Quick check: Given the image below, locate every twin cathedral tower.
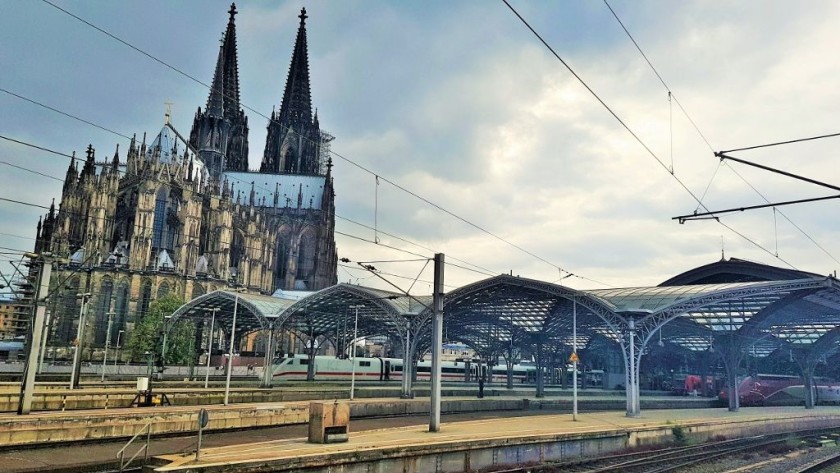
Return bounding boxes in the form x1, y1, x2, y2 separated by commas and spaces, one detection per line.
33, 5, 338, 346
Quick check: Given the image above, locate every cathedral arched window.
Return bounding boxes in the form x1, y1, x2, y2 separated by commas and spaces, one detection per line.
94, 277, 114, 345
152, 188, 168, 252
275, 231, 290, 289
138, 279, 152, 321
56, 277, 81, 345
230, 229, 245, 272
157, 281, 171, 299
192, 283, 205, 300
113, 281, 129, 342
295, 230, 316, 290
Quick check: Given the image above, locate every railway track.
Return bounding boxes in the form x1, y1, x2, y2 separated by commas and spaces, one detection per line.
793, 451, 840, 473
495, 428, 840, 473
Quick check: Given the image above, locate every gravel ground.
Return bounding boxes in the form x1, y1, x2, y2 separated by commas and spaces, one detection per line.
679, 442, 840, 473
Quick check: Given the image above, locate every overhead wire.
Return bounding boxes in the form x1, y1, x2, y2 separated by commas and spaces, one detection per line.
601, 0, 840, 267
719, 132, 840, 154
0, 88, 132, 140
0, 160, 64, 182
1, 117, 508, 284
502, 0, 794, 268
37, 0, 603, 286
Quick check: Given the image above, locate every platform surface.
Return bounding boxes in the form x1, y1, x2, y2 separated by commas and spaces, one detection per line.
151, 406, 840, 472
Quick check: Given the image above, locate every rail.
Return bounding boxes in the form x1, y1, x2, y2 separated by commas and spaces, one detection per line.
116, 422, 152, 473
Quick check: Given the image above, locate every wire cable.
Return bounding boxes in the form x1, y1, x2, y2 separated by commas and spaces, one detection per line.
502, 0, 794, 268
0, 134, 77, 159
38, 0, 599, 286
0, 88, 131, 140
0, 160, 64, 182
602, 1, 840, 268
720, 132, 840, 154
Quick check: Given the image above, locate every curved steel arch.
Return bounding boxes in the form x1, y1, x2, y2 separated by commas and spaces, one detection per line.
276, 283, 405, 325
170, 290, 277, 333
637, 278, 831, 346
440, 275, 625, 336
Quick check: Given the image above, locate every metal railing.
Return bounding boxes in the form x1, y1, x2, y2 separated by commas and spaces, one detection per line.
116, 422, 152, 472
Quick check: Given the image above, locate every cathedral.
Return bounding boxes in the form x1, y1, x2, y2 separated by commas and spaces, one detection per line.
33, 5, 338, 349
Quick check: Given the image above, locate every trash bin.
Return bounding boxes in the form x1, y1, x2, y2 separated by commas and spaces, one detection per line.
308, 401, 349, 443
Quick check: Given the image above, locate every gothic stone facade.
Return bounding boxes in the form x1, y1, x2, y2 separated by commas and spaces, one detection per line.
34, 5, 337, 351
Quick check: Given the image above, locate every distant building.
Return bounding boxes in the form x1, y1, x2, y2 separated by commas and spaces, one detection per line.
33, 5, 337, 354
0, 299, 28, 340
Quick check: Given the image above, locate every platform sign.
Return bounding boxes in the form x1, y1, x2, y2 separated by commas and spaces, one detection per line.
569, 352, 579, 363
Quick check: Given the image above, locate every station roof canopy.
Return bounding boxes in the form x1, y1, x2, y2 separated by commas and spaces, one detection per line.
170, 290, 300, 335
169, 261, 840, 361
273, 283, 431, 344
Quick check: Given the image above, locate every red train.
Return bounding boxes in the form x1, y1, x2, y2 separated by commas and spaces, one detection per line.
719, 374, 840, 406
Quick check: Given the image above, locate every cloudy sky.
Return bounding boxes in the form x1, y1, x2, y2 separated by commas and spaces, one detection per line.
1, 0, 839, 294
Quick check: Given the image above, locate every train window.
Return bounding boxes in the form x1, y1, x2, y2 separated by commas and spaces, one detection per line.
392, 365, 402, 372
299, 358, 309, 365
416, 366, 431, 373
359, 361, 371, 367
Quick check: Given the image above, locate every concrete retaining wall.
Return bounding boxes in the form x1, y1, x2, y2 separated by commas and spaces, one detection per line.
0, 396, 718, 448
143, 413, 840, 473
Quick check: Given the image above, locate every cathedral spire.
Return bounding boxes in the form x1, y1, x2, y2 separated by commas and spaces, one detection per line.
190, 3, 249, 177
111, 144, 120, 173
279, 8, 313, 127
206, 3, 241, 118
261, 8, 321, 175
81, 144, 96, 181
63, 152, 78, 192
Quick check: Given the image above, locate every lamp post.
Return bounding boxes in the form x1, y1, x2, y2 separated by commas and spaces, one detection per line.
114, 330, 124, 367
101, 310, 114, 382
348, 305, 362, 400
224, 289, 245, 405
70, 292, 91, 390
204, 308, 218, 389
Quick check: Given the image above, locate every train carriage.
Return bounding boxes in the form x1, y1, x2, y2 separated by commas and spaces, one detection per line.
271, 355, 536, 383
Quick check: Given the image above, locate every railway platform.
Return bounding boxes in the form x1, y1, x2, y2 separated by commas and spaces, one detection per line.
0, 392, 715, 447
146, 406, 840, 473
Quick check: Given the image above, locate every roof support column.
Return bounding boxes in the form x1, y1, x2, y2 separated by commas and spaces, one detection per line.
535, 336, 545, 398
261, 325, 276, 388
626, 316, 640, 417
717, 334, 743, 412
793, 351, 818, 409
400, 322, 413, 398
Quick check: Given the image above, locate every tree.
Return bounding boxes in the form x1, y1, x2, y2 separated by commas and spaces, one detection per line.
126, 294, 194, 364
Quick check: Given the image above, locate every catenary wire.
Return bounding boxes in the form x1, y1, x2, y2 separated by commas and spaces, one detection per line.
720, 132, 840, 154
0, 131, 519, 284
0, 160, 64, 182
602, 1, 839, 266
0, 88, 132, 140
37, 0, 599, 286
502, 0, 795, 269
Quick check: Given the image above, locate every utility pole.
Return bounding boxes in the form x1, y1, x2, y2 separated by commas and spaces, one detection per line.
429, 253, 444, 432
204, 308, 218, 389
37, 311, 51, 374
70, 293, 91, 389
224, 293, 240, 405
101, 310, 114, 382
18, 253, 52, 415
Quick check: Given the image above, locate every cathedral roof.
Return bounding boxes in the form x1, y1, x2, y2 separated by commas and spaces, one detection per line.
224, 171, 326, 209
147, 124, 179, 164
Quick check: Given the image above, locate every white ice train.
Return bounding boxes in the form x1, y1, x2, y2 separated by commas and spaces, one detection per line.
271, 354, 538, 383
